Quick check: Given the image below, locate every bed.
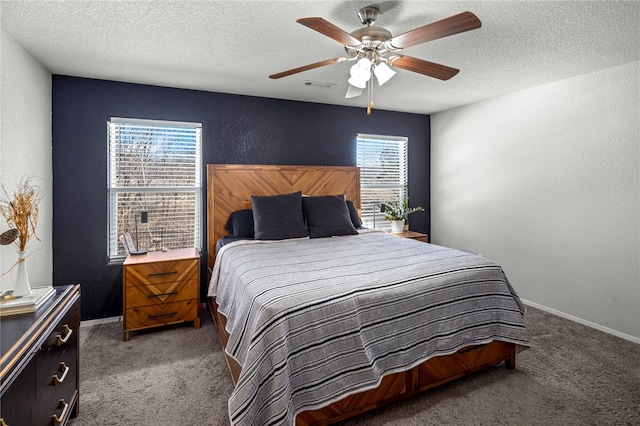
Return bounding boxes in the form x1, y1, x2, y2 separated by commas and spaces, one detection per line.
206, 164, 529, 426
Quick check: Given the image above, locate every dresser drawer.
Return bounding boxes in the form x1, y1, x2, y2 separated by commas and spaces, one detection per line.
125, 279, 198, 309
125, 299, 198, 330
34, 294, 80, 426
124, 258, 198, 287
0, 356, 35, 425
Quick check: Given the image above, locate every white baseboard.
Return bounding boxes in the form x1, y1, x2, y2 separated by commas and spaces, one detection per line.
80, 316, 121, 328
522, 299, 639, 344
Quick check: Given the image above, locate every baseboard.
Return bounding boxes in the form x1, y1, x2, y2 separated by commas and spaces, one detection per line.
522, 299, 639, 344
80, 316, 121, 328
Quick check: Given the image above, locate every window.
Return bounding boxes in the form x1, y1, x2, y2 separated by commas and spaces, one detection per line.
356, 133, 408, 231
108, 118, 202, 260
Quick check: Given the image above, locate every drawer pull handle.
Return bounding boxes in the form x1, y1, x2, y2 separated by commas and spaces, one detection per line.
51, 399, 70, 424
148, 271, 178, 277
148, 311, 177, 319
1, 417, 9, 426
52, 362, 70, 385
55, 325, 73, 346
148, 291, 178, 298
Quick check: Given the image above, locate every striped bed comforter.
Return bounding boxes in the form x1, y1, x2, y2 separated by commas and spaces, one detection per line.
208, 230, 530, 426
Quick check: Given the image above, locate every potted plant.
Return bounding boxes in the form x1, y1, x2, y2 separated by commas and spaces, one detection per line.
383, 197, 424, 233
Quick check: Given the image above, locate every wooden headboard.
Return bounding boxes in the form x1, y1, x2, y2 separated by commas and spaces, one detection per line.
206, 164, 361, 270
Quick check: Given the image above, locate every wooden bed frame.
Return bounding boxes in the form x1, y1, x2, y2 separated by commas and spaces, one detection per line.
206, 164, 516, 425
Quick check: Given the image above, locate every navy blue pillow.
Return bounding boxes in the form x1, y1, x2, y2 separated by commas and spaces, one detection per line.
302, 194, 359, 238
224, 209, 255, 238
251, 192, 308, 240
345, 200, 363, 229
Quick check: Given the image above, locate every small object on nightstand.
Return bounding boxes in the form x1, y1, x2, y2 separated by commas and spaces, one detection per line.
130, 211, 148, 255
391, 230, 428, 243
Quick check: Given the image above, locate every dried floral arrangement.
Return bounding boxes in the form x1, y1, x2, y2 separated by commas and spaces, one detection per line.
0, 175, 43, 252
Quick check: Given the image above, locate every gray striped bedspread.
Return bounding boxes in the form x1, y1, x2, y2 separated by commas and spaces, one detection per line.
208, 230, 530, 426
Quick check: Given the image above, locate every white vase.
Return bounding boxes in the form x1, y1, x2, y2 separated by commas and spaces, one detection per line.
14, 250, 32, 297
390, 220, 405, 234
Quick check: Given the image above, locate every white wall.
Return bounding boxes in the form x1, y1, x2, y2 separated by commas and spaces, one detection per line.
431, 61, 640, 341
0, 29, 52, 291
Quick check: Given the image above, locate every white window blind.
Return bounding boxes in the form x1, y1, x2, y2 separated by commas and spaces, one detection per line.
356, 134, 408, 231
108, 118, 202, 259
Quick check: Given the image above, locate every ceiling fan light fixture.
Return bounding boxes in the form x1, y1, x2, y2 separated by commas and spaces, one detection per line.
347, 76, 367, 89
350, 58, 371, 76
373, 62, 396, 86
345, 84, 363, 98
348, 57, 372, 89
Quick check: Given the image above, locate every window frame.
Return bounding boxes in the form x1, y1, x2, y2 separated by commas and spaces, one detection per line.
107, 117, 203, 262
356, 133, 409, 231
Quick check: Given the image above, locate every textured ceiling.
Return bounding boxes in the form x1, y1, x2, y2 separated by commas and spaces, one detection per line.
2, 1, 639, 114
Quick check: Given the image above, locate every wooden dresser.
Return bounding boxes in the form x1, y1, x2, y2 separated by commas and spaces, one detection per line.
122, 248, 200, 341
0, 285, 80, 426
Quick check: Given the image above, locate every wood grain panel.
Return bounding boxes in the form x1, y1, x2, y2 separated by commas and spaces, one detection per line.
125, 280, 197, 309
125, 299, 197, 330
207, 164, 360, 269
124, 258, 198, 287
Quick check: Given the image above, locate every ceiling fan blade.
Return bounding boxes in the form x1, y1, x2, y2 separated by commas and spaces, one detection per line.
388, 11, 481, 49
269, 58, 344, 79
297, 17, 362, 47
388, 55, 459, 80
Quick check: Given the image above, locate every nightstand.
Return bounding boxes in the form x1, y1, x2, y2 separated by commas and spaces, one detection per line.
122, 247, 201, 341
391, 230, 429, 243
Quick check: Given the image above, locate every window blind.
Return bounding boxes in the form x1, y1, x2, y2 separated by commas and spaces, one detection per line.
108, 118, 202, 259
356, 134, 408, 231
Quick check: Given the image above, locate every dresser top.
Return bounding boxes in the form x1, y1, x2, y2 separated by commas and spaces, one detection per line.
123, 247, 200, 266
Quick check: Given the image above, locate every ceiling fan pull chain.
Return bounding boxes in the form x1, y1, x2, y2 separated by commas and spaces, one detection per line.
367, 79, 371, 115
367, 78, 374, 115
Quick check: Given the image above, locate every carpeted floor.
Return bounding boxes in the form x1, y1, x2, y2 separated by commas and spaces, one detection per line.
69, 306, 640, 426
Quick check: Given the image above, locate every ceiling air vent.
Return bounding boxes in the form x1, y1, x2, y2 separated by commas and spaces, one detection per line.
302, 81, 336, 89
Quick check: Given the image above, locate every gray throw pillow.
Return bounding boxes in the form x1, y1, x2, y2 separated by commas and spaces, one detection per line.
302, 194, 359, 238
251, 192, 308, 240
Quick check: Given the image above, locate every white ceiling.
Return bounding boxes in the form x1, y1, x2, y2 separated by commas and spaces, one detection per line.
2, 1, 639, 114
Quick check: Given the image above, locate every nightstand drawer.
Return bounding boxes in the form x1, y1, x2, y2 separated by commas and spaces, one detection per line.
125, 299, 198, 330
125, 280, 198, 309
124, 258, 198, 287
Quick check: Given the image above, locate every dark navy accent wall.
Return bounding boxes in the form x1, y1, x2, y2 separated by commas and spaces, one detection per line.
52, 75, 431, 320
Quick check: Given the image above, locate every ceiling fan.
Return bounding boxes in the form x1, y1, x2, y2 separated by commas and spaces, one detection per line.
269, 6, 481, 114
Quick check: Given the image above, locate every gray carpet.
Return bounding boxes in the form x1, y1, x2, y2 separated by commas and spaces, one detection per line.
69, 306, 640, 426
